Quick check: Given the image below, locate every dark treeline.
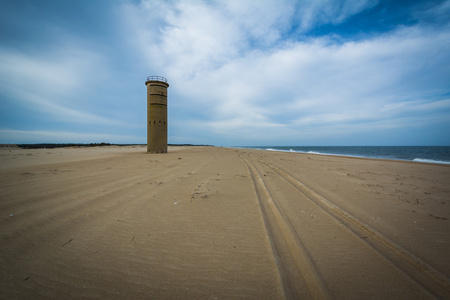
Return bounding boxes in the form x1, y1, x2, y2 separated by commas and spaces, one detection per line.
17, 143, 114, 149
14, 143, 212, 149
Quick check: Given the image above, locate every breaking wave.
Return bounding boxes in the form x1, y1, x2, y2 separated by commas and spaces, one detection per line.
413, 158, 450, 165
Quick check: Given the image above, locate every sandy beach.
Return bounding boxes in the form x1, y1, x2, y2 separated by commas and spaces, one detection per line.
0, 146, 449, 299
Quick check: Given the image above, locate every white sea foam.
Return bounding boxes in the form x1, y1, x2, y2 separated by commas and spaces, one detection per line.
265, 148, 288, 152
413, 158, 450, 165
307, 151, 323, 155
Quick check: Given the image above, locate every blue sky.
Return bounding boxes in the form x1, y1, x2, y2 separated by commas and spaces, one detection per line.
0, 0, 449, 146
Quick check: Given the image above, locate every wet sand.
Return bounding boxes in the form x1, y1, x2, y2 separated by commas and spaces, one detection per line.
0, 146, 449, 299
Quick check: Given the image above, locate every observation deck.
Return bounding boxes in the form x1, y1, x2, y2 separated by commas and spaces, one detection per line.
145, 76, 169, 87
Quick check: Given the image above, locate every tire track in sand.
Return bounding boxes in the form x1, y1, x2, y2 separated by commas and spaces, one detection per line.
260, 159, 450, 300
241, 155, 332, 300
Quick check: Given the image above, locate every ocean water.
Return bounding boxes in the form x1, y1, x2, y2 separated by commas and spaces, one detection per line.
237, 146, 450, 165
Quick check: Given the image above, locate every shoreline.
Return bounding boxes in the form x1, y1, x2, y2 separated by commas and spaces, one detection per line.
232, 146, 450, 165
0, 146, 448, 299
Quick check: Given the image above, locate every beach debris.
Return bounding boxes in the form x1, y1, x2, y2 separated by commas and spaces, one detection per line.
428, 213, 447, 220
61, 238, 73, 247
129, 237, 135, 244
174, 202, 179, 205
9, 214, 13, 217
149, 181, 163, 185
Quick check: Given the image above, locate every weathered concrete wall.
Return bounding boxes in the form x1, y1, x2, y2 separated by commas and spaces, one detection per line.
146, 79, 169, 153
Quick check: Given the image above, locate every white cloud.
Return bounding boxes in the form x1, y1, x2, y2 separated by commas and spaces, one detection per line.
123, 0, 379, 75
220, 0, 294, 45
0, 129, 142, 144
0, 47, 123, 126
293, 0, 379, 33
120, 0, 450, 145
416, 0, 450, 23
0, 49, 81, 95
382, 98, 450, 113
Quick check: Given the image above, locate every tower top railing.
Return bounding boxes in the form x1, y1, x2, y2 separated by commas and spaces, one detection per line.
146, 76, 168, 83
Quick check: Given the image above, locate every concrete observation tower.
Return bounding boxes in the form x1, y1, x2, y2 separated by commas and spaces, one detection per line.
145, 76, 169, 153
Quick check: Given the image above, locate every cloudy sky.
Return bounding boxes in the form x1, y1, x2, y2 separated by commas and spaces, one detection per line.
1, 0, 449, 146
